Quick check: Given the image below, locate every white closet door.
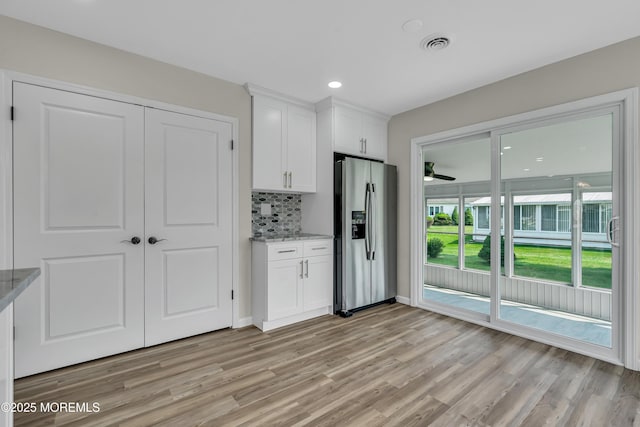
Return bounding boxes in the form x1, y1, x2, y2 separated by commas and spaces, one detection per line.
144, 108, 233, 346
13, 83, 145, 378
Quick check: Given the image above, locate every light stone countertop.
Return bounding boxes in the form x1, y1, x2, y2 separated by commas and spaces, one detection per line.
250, 233, 333, 242
0, 268, 41, 313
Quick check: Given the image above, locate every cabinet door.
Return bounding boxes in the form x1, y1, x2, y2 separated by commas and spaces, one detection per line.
267, 259, 303, 320
287, 105, 317, 192
362, 115, 387, 160
253, 96, 287, 191
303, 255, 333, 311
334, 105, 364, 156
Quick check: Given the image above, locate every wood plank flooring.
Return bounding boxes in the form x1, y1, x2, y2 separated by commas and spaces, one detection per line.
14, 304, 640, 426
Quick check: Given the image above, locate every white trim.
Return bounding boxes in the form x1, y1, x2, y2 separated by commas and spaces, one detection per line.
410, 141, 422, 307
230, 115, 241, 329
234, 316, 254, 329
255, 307, 331, 332
0, 72, 11, 270
314, 96, 390, 121
623, 88, 639, 370
411, 88, 639, 368
244, 83, 315, 110
0, 69, 242, 329
395, 295, 411, 306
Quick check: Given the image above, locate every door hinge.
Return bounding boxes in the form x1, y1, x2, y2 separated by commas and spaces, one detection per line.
10, 106, 14, 121
230, 139, 234, 150
231, 290, 234, 300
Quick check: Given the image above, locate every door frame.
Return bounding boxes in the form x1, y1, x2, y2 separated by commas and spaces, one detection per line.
410, 88, 639, 369
0, 70, 242, 328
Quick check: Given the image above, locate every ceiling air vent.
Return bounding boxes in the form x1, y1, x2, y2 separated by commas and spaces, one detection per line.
421, 33, 453, 51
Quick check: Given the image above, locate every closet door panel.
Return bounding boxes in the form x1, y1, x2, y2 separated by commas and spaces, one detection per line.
13, 82, 145, 378
144, 108, 233, 346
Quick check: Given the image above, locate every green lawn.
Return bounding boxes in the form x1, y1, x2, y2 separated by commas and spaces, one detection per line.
426, 225, 612, 289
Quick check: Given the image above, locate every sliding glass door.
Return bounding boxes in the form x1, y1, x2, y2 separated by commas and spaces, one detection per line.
496, 110, 618, 349
419, 102, 623, 360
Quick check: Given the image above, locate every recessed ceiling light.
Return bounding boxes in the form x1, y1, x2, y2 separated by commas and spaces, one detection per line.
500, 152, 504, 156
402, 19, 423, 33
503, 146, 512, 150
536, 157, 544, 162
523, 168, 530, 172
328, 81, 342, 89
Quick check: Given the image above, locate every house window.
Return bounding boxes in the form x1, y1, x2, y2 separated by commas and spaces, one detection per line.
513, 205, 521, 231
428, 205, 444, 216
541, 205, 557, 231
558, 205, 571, 232
582, 204, 600, 233
477, 206, 490, 229
520, 205, 536, 231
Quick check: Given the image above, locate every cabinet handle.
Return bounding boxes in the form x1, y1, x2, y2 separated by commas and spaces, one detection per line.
364, 138, 367, 153
277, 249, 296, 254
283, 172, 287, 188
304, 259, 309, 278
311, 247, 327, 250
300, 260, 304, 278
288, 172, 292, 188
359, 138, 364, 153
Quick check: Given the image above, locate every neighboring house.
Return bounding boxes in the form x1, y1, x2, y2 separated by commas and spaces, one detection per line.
425, 199, 458, 218
470, 193, 612, 248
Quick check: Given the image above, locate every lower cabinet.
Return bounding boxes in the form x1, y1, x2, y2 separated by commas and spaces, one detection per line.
252, 239, 333, 331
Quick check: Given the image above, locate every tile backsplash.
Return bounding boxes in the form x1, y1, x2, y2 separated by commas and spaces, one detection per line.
252, 192, 302, 235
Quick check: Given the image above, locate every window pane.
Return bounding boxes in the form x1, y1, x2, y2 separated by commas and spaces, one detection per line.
513, 205, 521, 230
600, 203, 612, 234
426, 198, 459, 268
583, 204, 599, 233
521, 205, 536, 231
477, 206, 490, 229
558, 205, 571, 232
541, 205, 557, 231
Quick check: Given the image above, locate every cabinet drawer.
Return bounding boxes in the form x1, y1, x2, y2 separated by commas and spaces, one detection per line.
268, 242, 304, 261
303, 240, 333, 257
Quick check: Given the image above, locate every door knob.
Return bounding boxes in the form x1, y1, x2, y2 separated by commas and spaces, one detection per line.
148, 236, 167, 245
121, 237, 141, 245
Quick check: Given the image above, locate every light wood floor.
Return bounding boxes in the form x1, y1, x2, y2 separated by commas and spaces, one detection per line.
14, 304, 640, 426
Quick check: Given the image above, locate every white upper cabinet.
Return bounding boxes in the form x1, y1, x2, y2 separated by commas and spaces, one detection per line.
321, 99, 389, 161
248, 85, 317, 193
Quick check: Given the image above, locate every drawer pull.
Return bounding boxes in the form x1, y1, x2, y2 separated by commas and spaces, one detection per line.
277, 249, 297, 254
311, 247, 327, 250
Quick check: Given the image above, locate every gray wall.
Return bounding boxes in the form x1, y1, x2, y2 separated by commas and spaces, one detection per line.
0, 15, 253, 319
388, 36, 640, 299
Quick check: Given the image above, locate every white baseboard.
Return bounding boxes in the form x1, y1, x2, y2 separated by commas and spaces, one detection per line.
395, 295, 411, 306
234, 316, 253, 328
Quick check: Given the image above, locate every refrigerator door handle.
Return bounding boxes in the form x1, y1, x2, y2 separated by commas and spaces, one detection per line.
370, 183, 376, 260
364, 183, 371, 260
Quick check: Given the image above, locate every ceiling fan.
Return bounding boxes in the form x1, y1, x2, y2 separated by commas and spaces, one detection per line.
424, 161, 456, 181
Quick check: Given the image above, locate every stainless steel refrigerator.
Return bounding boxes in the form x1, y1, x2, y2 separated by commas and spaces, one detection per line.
334, 156, 397, 317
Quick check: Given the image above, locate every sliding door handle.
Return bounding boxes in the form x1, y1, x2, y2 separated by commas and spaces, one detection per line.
607, 216, 620, 248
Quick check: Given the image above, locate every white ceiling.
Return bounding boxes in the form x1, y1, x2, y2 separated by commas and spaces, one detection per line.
1, 0, 639, 115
